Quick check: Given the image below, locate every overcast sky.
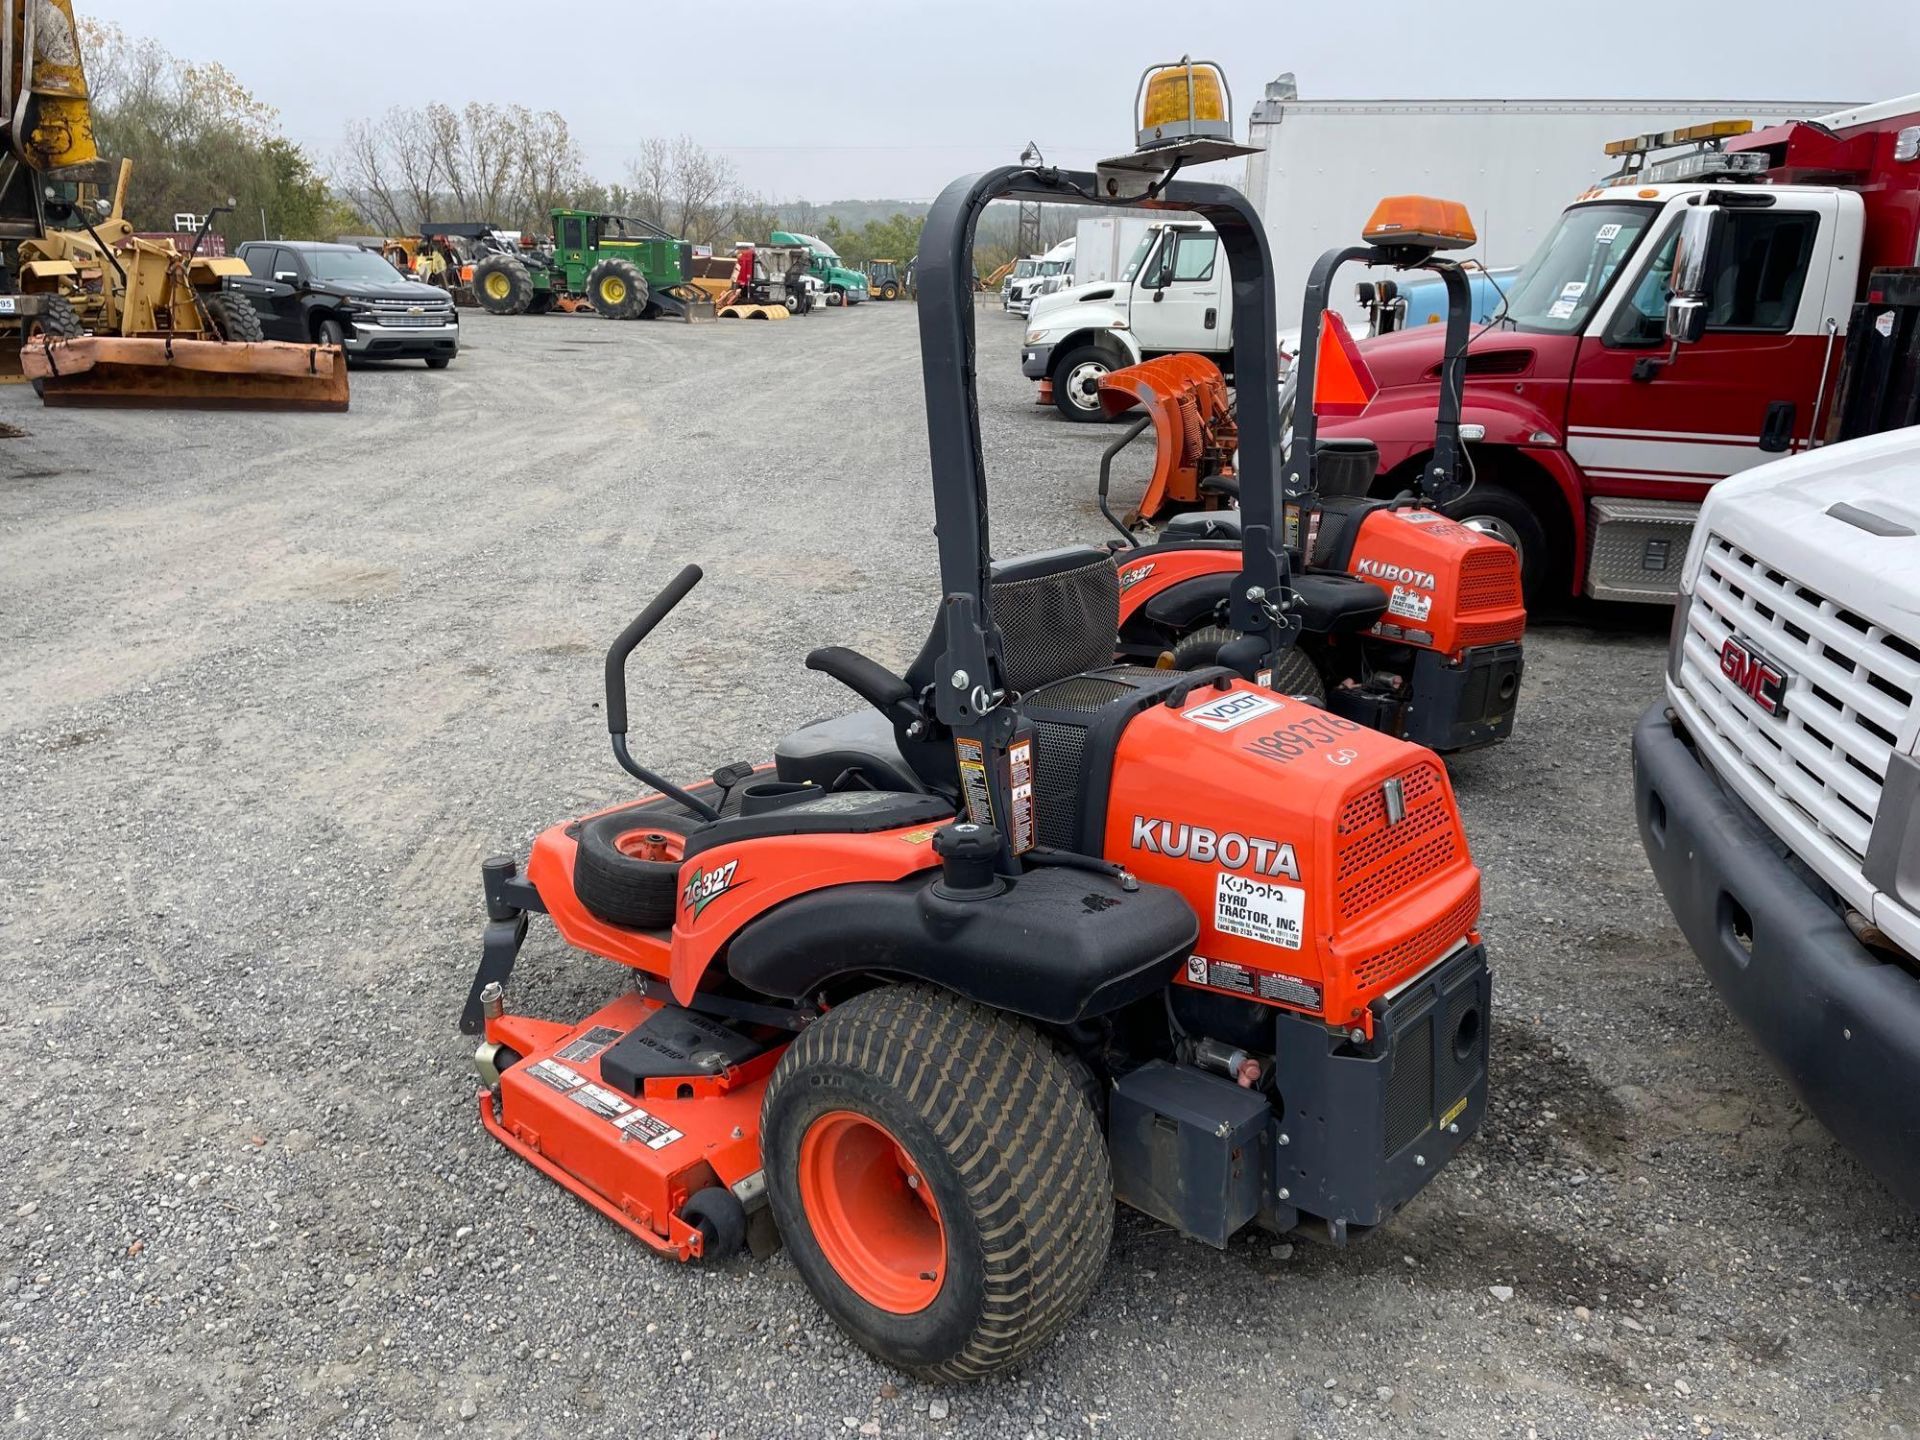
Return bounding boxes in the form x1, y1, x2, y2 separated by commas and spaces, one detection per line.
80, 1, 1915, 202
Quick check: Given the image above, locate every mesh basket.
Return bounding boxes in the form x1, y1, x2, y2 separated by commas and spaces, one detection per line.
991, 553, 1120, 694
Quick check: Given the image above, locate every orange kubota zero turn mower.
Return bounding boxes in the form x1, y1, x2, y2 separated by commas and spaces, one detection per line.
1100, 200, 1526, 753
463, 159, 1492, 1381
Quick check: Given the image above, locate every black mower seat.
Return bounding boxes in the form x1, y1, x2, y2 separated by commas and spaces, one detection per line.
1292, 572, 1390, 634
774, 709, 921, 793
1164, 508, 1242, 540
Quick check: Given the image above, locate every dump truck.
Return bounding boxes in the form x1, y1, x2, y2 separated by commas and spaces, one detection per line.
471, 209, 711, 320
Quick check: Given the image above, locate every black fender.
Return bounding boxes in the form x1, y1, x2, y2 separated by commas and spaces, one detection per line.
725, 866, 1196, 1025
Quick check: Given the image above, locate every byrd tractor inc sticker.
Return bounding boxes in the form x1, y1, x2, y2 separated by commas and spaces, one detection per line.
1214, 871, 1305, 950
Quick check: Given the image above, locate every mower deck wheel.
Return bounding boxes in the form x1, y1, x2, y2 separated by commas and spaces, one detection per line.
681, 1186, 748, 1261
762, 984, 1112, 1382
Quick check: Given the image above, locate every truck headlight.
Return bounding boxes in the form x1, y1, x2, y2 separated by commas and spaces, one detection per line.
1025, 328, 1050, 344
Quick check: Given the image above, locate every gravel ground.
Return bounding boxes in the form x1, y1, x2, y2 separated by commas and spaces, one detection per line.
1, 303, 1915, 1440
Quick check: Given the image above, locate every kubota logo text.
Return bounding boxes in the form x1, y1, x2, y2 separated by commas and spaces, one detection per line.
1130, 816, 1300, 880
1356, 558, 1437, 590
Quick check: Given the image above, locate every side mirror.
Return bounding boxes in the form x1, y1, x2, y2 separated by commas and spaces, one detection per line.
1664, 205, 1721, 346
274, 271, 300, 286
1665, 295, 1708, 346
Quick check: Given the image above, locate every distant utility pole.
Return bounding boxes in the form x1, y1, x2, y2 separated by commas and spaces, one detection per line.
1016, 200, 1041, 256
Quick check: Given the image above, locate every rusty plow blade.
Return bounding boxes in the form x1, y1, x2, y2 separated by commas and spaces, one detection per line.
660, 283, 718, 323
20, 337, 350, 411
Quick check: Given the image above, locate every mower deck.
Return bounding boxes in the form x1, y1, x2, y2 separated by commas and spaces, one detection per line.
482, 989, 778, 1260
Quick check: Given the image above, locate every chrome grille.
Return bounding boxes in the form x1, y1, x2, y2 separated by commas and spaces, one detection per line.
1682, 533, 1920, 864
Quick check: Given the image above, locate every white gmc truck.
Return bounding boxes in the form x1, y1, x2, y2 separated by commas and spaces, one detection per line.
1634, 425, 1920, 1208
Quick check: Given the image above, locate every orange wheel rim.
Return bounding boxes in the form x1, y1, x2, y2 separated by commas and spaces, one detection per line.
613, 828, 684, 864
798, 1110, 946, 1313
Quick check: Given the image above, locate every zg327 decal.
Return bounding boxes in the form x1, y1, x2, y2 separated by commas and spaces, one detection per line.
681, 859, 740, 917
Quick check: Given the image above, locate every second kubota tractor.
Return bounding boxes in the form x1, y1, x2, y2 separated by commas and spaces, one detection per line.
1099, 197, 1526, 754
463, 62, 1492, 1384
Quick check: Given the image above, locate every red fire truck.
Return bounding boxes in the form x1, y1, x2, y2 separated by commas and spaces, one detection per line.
1311, 94, 1920, 602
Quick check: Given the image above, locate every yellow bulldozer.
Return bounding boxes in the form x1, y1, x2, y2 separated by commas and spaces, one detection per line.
2, 1, 346, 409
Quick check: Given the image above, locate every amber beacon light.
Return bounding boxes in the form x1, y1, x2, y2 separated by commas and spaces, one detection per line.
1135, 58, 1234, 149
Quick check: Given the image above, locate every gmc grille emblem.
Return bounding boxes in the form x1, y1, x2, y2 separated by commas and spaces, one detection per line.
1719, 636, 1790, 717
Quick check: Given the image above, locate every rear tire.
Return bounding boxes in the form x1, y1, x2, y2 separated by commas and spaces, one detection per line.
425, 355, 452, 369
1051, 344, 1117, 422
762, 984, 1112, 1382
201, 292, 264, 342
1169, 626, 1326, 704
473, 255, 535, 316
880, 281, 899, 300
587, 258, 649, 320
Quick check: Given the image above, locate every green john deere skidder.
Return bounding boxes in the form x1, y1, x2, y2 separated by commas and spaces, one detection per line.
471, 208, 714, 321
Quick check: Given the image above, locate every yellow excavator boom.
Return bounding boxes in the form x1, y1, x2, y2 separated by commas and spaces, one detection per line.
2, 0, 98, 172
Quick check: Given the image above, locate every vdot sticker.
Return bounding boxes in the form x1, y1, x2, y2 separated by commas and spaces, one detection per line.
1215, 872, 1304, 950
1183, 691, 1284, 733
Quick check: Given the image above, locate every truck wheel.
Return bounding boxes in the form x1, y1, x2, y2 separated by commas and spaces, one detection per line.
587, 258, 649, 320
762, 984, 1112, 1382
880, 281, 899, 300
1169, 626, 1327, 704
473, 255, 535, 316
1052, 345, 1117, 422
201, 293, 264, 342
1443, 482, 1549, 603
316, 316, 346, 349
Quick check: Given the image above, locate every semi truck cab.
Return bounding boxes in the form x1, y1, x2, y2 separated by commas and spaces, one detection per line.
1314, 95, 1920, 603
1021, 220, 1229, 419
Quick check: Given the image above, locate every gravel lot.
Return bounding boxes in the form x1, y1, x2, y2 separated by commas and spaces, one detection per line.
2, 303, 1915, 1440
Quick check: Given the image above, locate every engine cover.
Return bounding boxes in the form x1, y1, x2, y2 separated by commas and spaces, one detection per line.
1102, 681, 1480, 1033
1344, 507, 1525, 657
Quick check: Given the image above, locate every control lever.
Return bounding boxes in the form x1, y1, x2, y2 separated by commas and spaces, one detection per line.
604, 564, 722, 821
805, 647, 925, 729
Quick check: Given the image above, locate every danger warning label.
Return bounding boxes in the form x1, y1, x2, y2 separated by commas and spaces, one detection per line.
528, 1059, 585, 1093
557, 1026, 623, 1064
1215, 872, 1305, 950
615, 1106, 685, 1150
569, 1082, 633, 1121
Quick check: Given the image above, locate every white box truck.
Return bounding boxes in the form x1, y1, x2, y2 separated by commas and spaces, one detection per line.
1020, 79, 1850, 422
1242, 76, 1852, 317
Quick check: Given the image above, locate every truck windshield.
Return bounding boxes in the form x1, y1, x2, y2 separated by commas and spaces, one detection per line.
1497, 201, 1657, 334
1014, 260, 1038, 278
308, 249, 406, 283
1119, 232, 1157, 283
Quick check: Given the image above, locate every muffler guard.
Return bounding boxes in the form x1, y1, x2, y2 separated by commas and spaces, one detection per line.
1272, 942, 1490, 1236
1403, 643, 1524, 753
22, 336, 350, 411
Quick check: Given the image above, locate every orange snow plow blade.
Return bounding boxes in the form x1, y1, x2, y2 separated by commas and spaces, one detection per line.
20, 336, 349, 411
1097, 353, 1237, 522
